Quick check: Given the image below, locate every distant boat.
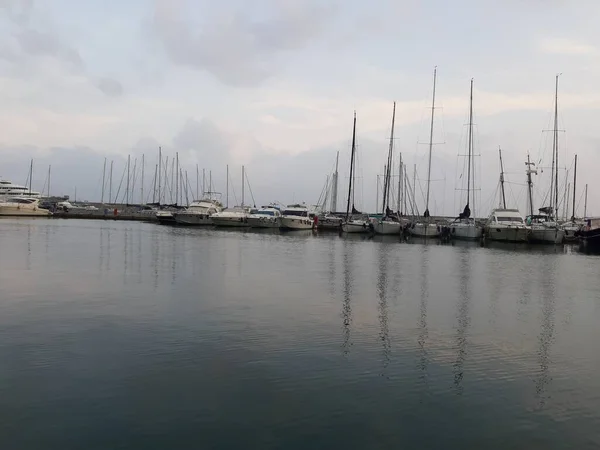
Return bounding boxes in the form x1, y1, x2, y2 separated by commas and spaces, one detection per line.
409, 67, 441, 238
342, 112, 371, 234
247, 205, 282, 229
280, 204, 313, 230
0, 197, 50, 217
449, 78, 482, 240
373, 102, 402, 235
525, 75, 564, 244
173, 199, 222, 226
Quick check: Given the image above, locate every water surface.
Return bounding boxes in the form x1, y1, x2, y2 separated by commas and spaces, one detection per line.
1, 219, 599, 449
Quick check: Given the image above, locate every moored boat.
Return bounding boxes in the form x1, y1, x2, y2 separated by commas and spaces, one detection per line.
280, 204, 313, 230
0, 197, 50, 217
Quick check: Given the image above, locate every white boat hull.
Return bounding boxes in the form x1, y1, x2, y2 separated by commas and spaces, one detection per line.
409, 222, 440, 238
212, 216, 249, 227
530, 226, 564, 244
247, 216, 280, 229
0, 204, 50, 216
173, 213, 213, 226
485, 225, 529, 242
342, 220, 371, 233
373, 220, 401, 235
280, 216, 313, 230
449, 223, 482, 240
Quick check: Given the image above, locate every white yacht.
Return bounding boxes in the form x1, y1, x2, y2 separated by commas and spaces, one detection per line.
247, 205, 282, 229
173, 199, 222, 226
280, 204, 314, 230
212, 206, 252, 228
485, 209, 530, 242
0, 197, 50, 216
0, 179, 41, 199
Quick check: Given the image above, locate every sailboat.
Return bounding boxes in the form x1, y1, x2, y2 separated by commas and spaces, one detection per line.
342, 112, 372, 233
212, 166, 253, 227
409, 67, 441, 238
449, 79, 482, 240
374, 102, 402, 235
484, 148, 530, 242
525, 75, 564, 244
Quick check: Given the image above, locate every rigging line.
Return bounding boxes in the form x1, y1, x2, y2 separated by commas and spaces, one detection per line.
114, 163, 127, 204
244, 170, 257, 207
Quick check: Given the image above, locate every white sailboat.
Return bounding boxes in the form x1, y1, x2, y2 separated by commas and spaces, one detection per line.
410, 67, 441, 238
449, 79, 482, 240
526, 76, 565, 244
484, 148, 530, 242
342, 112, 372, 234
374, 102, 402, 235
212, 166, 252, 227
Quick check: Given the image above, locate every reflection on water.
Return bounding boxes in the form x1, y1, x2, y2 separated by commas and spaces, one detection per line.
0, 219, 599, 449
453, 248, 471, 394
376, 244, 391, 372
341, 239, 353, 357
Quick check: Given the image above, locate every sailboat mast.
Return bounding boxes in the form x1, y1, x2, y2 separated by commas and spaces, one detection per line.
241, 165, 245, 207
141, 154, 145, 205
202, 168, 206, 198
571, 154, 577, 221
345, 111, 357, 221
226, 165, 229, 208
382, 102, 396, 215
398, 153, 403, 214
467, 78, 473, 209
499, 146, 507, 209
196, 164, 199, 200
47, 165, 51, 198
554, 74, 560, 218
584, 184, 588, 218
209, 171, 212, 198
152, 164, 157, 204
29, 158, 33, 195
425, 67, 437, 216
157, 147, 162, 205
126, 154, 130, 205
101, 158, 106, 203
175, 152, 179, 206
331, 151, 339, 212
526, 154, 535, 217
109, 161, 113, 204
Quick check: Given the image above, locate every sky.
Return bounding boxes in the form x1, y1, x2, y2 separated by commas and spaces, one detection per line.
1, 0, 599, 217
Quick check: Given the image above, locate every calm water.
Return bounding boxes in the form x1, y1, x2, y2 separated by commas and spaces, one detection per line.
1, 219, 600, 449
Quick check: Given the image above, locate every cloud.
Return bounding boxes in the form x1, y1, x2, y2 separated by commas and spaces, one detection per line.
537, 37, 597, 56
152, 0, 338, 86
95, 77, 124, 97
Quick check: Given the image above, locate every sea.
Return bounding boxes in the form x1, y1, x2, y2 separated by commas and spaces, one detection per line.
1, 218, 599, 449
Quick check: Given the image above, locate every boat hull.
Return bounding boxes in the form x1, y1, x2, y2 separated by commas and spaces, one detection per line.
0, 205, 50, 217
317, 216, 343, 230
156, 212, 176, 225
173, 213, 213, 226
529, 227, 564, 244
485, 225, 529, 243
247, 216, 280, 228
212, 217, 249, 227
280, 216, 313, 230
342, 220, 371, 233
373, 220, 401, 235
409, 222, 440, 238
449, 223, 482, 240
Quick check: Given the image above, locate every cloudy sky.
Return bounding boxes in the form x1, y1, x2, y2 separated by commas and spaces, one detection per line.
1, 0, 599, 217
